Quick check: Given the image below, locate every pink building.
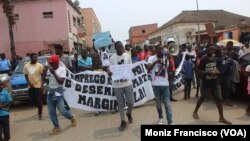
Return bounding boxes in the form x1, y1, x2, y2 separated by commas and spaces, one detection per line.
0, 0, 86, 59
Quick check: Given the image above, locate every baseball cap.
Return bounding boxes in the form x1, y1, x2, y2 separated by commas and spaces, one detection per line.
49, 55, 59, 64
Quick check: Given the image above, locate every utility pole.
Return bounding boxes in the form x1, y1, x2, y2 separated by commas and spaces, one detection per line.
196, 0, 200, 43
2, 0, 16, 58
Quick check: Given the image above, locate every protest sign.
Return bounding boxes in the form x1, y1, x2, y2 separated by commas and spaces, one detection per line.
93, 31, 113, 49
63, 61, 154, 111
110, 64, 134, 80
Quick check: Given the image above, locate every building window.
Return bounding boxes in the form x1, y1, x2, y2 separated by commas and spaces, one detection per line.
73, 17, 76, 27
14, 14, 19, 20
77, 17, 81, 27
142, 29, 146, 33
43, 12, 53, 19
68, 10, 71, 32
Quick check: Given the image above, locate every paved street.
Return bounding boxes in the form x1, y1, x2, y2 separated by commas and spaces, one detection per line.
10, 88, 250, 141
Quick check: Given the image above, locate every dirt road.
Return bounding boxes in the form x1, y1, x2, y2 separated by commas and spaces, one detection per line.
9, 89, 250, 141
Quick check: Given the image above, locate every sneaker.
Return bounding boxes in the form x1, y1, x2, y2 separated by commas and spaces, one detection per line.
119, 120, 127, 131
126, 113, 133, 124
71, 115, 77, 127
158, 118, 163, 124
49, 127, 61, 135
168, 122, 174, 125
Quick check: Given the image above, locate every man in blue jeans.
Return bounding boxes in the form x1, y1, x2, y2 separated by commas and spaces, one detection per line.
147, 44, 173, 125
45, 55, 77, 135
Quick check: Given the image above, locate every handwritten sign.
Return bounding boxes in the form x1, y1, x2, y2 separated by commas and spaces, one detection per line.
110, 64, 134, 80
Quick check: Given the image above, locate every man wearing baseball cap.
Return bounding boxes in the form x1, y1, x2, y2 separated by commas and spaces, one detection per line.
166, 38, 178, 102
45, 55, 77, 134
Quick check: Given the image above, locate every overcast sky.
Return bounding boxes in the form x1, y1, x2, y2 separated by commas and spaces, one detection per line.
79, 0, 250, 43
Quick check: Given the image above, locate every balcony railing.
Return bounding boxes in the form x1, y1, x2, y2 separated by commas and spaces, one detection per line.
77, 26, 86, 37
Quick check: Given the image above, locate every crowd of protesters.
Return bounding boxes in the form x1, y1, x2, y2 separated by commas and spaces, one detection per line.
1, 38, 250, 140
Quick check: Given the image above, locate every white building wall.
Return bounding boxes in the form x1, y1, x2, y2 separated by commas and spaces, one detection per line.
148, 22, 210, 46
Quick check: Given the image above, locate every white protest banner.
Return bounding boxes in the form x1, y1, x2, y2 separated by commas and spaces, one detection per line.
172, 52, 186, 92
110, 64, 134, 80
131, 61, 155, 106
63, 71, 116, 111
63, 61, 155, 111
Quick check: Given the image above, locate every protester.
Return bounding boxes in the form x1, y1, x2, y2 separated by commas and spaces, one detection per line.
72, 53, 78, 74
194, 50, 204, 98
137, 46, 146, 60
0, 53, 11, 76
131, 48, 141, 63
192, 45, 232, 125
10, 55, 19, 71
45, 55, 77, 135
23, 53, 44, 120
99, 47, 110, 70
125, 44, 131, 55
215, 48, 234, 106
109, 41, 134, 131
186, 44, 197, 88
244, 63, 250, 116
54, 44, 72, 110
91, 53, 107, 116
145, 45, 156, 61
183, 54, 194, 99
0, 82, 12, 141
54, 44, 73, 71
147, 44, 174, 125
78, 48, 93, 72
166, 38, 178, 102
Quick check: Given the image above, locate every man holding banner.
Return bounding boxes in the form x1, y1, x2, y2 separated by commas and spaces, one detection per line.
109, 41, 134, 131
46, 55, 77, 134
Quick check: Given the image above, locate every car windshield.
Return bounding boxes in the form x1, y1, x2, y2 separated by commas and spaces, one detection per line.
13, 57, 48, 74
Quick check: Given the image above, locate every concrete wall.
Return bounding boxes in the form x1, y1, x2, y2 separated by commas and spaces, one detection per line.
148, 22, 207, 46
0, 0, 82, 58
129, 24, 157, 45
82, 8, 102, 48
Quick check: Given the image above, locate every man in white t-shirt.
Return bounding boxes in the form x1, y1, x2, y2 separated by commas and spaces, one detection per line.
109, 41, 134, 131
147, 44, 173, 125
54, 44, 72, 110
46, 55, 76, 135
99, 47, 110, 68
